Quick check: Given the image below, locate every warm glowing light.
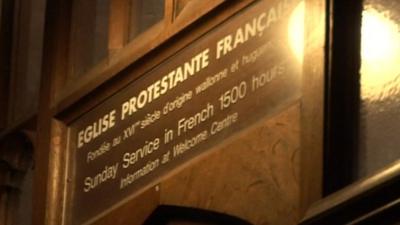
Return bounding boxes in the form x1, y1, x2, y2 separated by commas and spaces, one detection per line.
288, 1, 305, 63
361, 7, 400, 100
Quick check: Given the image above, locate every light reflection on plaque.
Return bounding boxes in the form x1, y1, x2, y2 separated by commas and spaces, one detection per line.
288, 0, 305, 63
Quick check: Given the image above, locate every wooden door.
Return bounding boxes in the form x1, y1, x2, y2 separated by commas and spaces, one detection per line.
35, 0, 326, 225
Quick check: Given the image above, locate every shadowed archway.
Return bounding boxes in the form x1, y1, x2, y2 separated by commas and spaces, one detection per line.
143, 205, 253, 225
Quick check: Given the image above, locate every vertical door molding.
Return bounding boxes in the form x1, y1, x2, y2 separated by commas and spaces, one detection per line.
34, 0, 71, 224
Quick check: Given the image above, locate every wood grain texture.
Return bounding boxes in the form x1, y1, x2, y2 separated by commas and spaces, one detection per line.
109, 0, 130, 51
160, 103, 301, 225
90, 187, 160, 225
36, 1, 326, 225
300, 0, 325, 214
54, 1, 252, 120
33, 0, 72, 224
8, 0, 45, 125
0, 0, 13, 130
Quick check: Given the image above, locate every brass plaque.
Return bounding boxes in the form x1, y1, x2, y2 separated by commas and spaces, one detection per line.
68, 0, 302, 224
